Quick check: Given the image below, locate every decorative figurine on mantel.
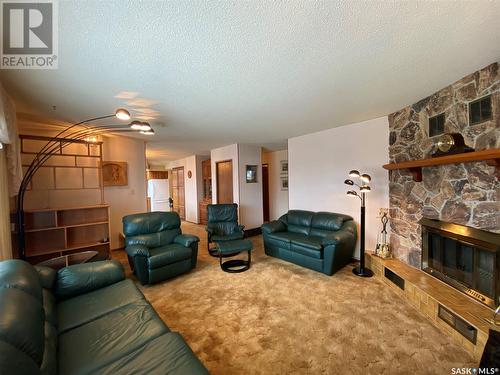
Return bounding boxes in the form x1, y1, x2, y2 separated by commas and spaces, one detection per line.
375, 208, 391, 259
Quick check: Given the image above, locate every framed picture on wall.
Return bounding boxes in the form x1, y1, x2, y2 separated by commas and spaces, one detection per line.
280, 160, 288, 175
280, 177, 288, 191
246, 165, 257, 183
102, 161, 128, 186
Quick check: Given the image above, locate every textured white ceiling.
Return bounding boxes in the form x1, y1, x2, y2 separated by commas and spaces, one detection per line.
1, 1, 499, 163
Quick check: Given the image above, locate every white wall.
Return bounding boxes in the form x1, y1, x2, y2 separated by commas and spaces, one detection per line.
210, 144, 239, 205
238, 144, 263, 230
102, 135, 147, 249
288, 116, 389, 259
262, 149, 289, 220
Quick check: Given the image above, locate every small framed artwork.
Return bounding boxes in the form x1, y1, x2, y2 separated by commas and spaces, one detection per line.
102, 161, 128, 186
246, 165, 257, 183
280, 160, 288, 175
280, 177, 288, 191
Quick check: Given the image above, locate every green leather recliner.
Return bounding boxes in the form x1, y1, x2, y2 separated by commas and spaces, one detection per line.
206, 204, 245, 255
262, 210, 357, 275
123, 211, 199, 285
0, 259, 209, 375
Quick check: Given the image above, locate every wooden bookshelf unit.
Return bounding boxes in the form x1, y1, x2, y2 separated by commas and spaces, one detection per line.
24, 205, 110, 263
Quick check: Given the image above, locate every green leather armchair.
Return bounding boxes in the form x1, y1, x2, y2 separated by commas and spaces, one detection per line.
262, 210, 357, 275
206, 204, 245, 255
123, 212, 200, 285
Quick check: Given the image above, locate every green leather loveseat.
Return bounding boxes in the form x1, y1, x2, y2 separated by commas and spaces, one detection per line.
262, 210, 357, 275
0, 259, 209, 375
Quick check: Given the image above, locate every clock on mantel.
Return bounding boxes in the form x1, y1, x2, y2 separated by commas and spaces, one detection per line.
432, 133, 474, 157
383, 148, 500, 182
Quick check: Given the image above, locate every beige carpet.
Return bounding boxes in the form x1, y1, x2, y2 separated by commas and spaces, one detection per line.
113, 222, 476, 374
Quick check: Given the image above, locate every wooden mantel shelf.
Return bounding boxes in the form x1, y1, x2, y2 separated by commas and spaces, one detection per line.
383, 149, 500, 182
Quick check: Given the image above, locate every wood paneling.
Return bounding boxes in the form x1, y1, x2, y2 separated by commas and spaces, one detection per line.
147, 170, 168, 180
216, 160, 233, 204
199, 159, 212, 225
171, 167, 185, 220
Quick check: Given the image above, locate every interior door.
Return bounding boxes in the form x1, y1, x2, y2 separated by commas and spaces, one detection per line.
171, 167, 185, 220
216, 160, 233, 204
262, 164, 270, 222
177, 167, 185, 219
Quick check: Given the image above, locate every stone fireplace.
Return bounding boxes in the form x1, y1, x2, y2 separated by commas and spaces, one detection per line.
388, 62, 499, 268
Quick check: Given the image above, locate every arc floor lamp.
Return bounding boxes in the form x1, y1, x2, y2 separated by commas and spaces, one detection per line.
345, 170, 373, 278
16, 108, 155, 259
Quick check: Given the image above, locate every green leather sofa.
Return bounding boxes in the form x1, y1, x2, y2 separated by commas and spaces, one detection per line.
123, 212, 199, 285
262, 210, 357, 275
0, 259, 209, 375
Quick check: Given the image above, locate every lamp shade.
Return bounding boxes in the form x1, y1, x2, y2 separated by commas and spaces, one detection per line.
139, 122, 152, 131
344, 179, 354, 186
130, 121, 143, 130
347, 190, 358, 197
348, 170, 360, 178
360, 185, 371, 192
360, 174, 371, 183
115, 108, 131, 121
140, 129, 155, 135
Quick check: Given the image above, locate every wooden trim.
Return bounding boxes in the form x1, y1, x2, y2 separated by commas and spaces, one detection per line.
20, 134, 104, 145
383, 149, 500, 181
383, 149, 500, 170
24, 204, 109, 213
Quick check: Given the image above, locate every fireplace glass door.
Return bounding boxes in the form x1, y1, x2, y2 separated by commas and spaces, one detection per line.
421, 218, 500, 309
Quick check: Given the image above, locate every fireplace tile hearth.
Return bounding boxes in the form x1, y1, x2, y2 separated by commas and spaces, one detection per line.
366, 252, 494, 360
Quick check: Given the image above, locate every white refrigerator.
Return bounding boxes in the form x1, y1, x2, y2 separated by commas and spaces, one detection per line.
148, 179, 171, 212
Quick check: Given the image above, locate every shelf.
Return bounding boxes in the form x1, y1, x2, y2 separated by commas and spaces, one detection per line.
25, 221, 109, 233
24, 204, 109, 213
26, 241, 110, 258
64, 241, 110, 252
383, 149, 500, 182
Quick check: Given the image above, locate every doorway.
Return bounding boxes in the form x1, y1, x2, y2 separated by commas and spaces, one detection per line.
262, 164, 270, 222
216, 160, 233, 204
171, 166, 185, 219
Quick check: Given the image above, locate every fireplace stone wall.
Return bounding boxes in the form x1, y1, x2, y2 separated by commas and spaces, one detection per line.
388, 62, 499, 268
